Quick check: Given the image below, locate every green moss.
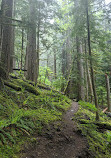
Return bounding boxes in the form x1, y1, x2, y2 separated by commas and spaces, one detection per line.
74, 104, 111, 158
0, 78, 71, 157
79, 100, 97, 112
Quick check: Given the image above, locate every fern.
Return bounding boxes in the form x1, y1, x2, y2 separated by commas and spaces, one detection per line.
0, 133, 6, 144
16, 123, 32, 133
0, 129, 15, 144
4, 132, 15, 144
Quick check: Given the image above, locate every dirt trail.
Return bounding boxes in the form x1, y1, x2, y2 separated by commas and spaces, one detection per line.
21, 102, 90, 158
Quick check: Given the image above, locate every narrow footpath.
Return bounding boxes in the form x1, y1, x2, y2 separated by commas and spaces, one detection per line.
22, 102, 90, 158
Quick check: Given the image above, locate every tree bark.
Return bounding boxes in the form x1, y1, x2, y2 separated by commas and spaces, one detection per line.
37, 2, 41, 80
76, 37, 85, 101
0, 15, 3, 61
1, 0, 14, 74
61, 44, 66, 92
21, 28, 24, 70
84, 40, 93, 102
54, 50, 56, 79
26, 0, 37, 83
86, 0, 99, 121
79, 43, 85, 100
105, 74, 111, 112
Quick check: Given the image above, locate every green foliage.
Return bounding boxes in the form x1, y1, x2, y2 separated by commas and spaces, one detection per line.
52, 74, 67, 91
96, 86, 107, 106
38, 66, 53, 85
38, 66, 67, 91
106, 131, 111, 146
79, 101, 97, 112
74, 104, 111, 158
0, 78, 71, 157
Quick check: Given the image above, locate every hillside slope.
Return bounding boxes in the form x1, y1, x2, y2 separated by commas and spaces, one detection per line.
0, 77, 71, 158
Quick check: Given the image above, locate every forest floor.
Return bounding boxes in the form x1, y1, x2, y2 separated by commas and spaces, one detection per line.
21, 102, 90, 158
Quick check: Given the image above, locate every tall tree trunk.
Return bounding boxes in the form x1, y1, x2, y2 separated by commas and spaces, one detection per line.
21, 28, 24, 70
86, 0, 99, 121
76, 37, 85, 101
0, 23, 2, 61
37, 2, 41, 80
1, 0, 14, 74
54, 50, 56, 79
26, 0, 37, 83
12, 0, 16, 69
10, 0, 16, 72
61, 44, 66, 92
0, 8, 3, 61
105, 74, 111, 112
76, 37, 81, 101
79, 43, 85, 100
85, 39, 93, 102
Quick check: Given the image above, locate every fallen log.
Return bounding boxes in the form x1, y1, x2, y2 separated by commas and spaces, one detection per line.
9, 74, 63, 94
37, 84, 52, 90
79, 119, 111, 130
4, 81, 21, 91
10, 75, 19, 79
16, 79, 40, 95
4, 80, 40, 95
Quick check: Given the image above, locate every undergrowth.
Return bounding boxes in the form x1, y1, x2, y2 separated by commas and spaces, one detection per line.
0, 78, 71, 158
74, 101, 111, 158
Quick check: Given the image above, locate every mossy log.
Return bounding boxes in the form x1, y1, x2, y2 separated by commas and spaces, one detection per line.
10, 75, 52, 90
4, 81, 21, 91
9, 74, 63, 94
10, 74, 61, 92
4, 80, 40, 95
10, 75, 19, 79
79, 119, 111, 130
37, 84, 52, 90
16, 79, 40, 95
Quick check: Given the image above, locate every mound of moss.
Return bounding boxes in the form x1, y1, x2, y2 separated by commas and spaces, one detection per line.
74, 101, 111, 158
0, 78, 71, 158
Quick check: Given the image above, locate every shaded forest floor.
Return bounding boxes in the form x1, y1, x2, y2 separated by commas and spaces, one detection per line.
21, 102, 90, 158
0, 76, 111, 158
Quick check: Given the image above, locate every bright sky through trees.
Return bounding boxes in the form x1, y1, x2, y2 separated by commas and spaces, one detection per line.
105, 0, 111, 4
